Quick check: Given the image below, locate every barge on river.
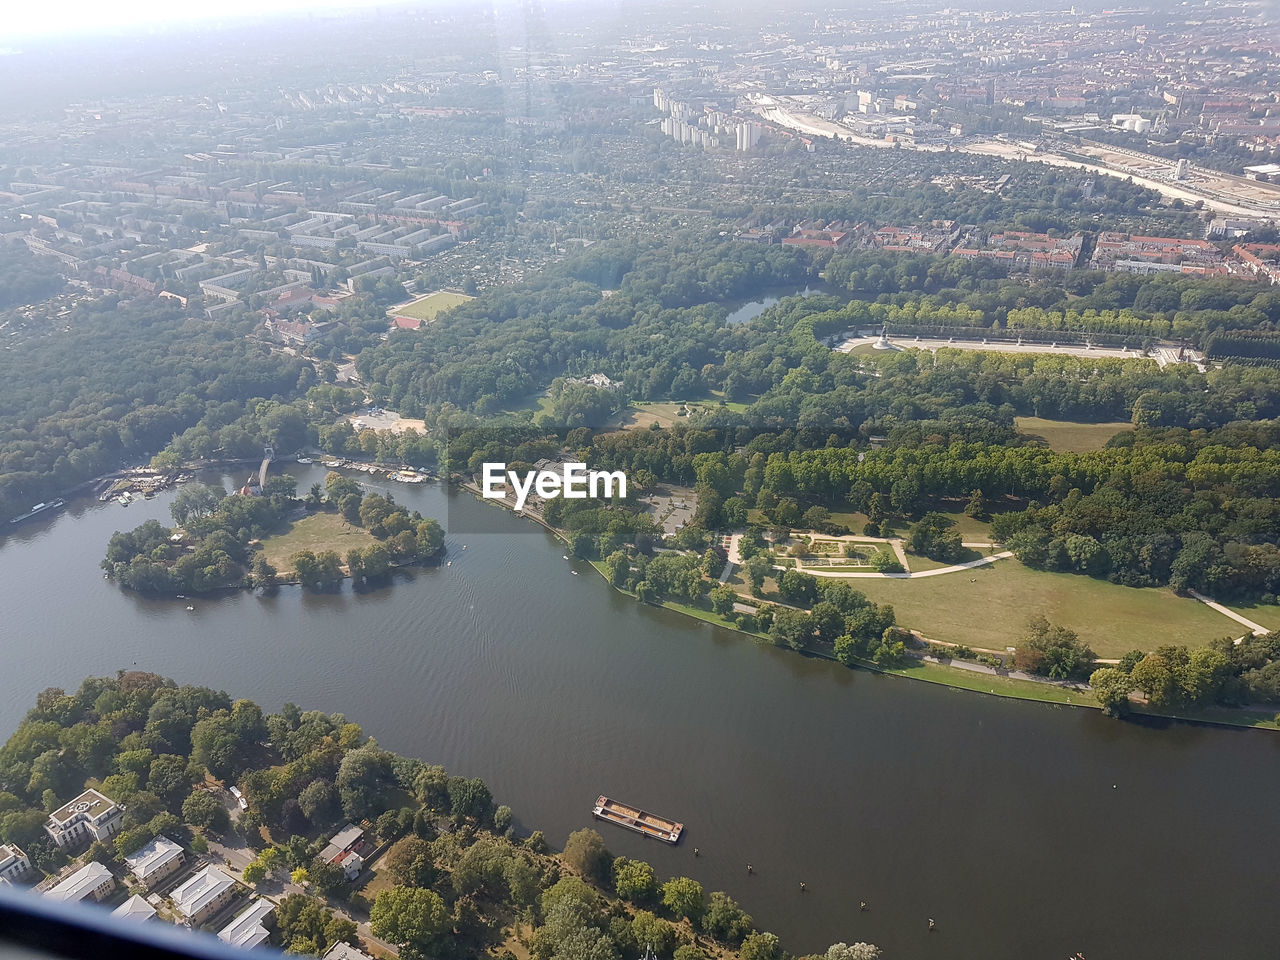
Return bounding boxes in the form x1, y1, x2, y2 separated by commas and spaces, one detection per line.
10, 498, 65, 525
592, 796, 683, 843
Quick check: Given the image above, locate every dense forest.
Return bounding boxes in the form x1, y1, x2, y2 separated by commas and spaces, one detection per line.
0, 673, 874, 960
0, 242, 64, 309
5, 229, 1280, 606
0, 297, 310, 520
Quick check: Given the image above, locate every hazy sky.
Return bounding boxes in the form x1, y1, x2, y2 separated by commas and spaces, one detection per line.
6, 0, 416, 41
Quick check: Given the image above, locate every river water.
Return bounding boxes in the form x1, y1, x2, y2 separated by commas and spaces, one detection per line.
3, 466, 1278, 959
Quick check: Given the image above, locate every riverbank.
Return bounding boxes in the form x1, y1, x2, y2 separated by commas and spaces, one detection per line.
498, 506, 1280, 729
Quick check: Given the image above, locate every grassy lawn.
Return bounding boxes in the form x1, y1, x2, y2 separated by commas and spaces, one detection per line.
497, 391, 555, 417
259, 512, 377, 574
1015, 415, 1132, 452
877, 658, 1096, 706
617, 398, 742, 430
389, 290, 473, 322
1230, 600, 1280, 633
848, 559, 1244, 657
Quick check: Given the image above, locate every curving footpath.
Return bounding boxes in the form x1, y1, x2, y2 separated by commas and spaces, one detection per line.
782, 550, 1015, 579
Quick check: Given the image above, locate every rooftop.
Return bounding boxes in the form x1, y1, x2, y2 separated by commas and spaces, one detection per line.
124, 834, 184, 879
49, 789, 118, 825
111, 894, 157, 923
0, 844, 26, 867
171, 865, 235, 919
217, 897, 275, 948
323, 943, 375, 960
45, 862, 113, 902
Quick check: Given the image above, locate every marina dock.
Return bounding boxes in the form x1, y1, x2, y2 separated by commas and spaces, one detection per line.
592, 796, 683, 843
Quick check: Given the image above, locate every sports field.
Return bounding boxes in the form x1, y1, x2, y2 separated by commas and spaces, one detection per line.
390, 290, 473, 322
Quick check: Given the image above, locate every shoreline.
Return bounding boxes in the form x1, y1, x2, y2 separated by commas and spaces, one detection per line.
455, 482, 1280, 731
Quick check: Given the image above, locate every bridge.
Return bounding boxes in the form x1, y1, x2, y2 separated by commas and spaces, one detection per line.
258, 446, 274, 490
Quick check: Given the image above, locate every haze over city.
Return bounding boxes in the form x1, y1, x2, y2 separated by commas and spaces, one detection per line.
0, 2, 1279, 959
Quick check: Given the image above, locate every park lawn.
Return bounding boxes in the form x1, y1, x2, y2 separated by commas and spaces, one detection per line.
707, 389, 752, 413
849, 559, 1243, 657
1229, 600, 1280, 633
619, 396, 747, 430
497, 391, 554, 417
259, 512, 377, 575
1015, 415, 1132, 452
618, 401, 710, 430
389, 289, 473, 322
825, 510, 910, 537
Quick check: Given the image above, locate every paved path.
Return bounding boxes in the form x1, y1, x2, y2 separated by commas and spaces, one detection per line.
1188, 590, 1270, 637
782, 550, 1014, 579
919, 654, 1087, 690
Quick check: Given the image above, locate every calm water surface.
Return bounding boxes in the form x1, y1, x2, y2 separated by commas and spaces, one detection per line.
2, 466, 1278, 959
724, 284, 834, 325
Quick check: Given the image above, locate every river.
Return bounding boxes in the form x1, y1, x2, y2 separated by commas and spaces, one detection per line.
2, 465, 1278, 959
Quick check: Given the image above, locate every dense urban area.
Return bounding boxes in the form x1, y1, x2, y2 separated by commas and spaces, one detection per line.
3, 0, 1280, 957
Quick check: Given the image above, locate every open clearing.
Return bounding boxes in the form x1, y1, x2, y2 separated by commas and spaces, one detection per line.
388, 289, 473, 322
617, 398, 748, 430
341, 409, 428, 434
259, 512, 377, 574
1015, 416, 1132, 452
849, 560, 1247, 657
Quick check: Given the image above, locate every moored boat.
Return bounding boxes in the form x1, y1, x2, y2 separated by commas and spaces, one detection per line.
592, 795, 683, 843
9, 498, 66, 525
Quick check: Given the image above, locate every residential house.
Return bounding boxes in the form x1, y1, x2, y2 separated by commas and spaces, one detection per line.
318, 824, 363, 865
323, 943, 375, 960
45, 862, 115, 904
0, 844, 32, 885
125, 835, 186, 888
218, 897, 275, 948
111, 894, 158, 923
337, 850, 363, 881
171, 865, 237, 925
45, 790, 124, 849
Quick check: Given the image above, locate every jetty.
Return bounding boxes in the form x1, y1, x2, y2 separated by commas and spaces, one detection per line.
592, 796, 683, 843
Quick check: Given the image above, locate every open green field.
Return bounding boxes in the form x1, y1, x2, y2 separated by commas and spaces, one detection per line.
850, 559, 1246, 657
390, 290, 473, 322
617, 398, 746, 430
259, 512, 377, 574
1015, 416, 1132, 452
1232, 601, 1280, 633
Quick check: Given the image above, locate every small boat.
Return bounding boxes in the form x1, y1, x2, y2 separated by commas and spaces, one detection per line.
446, 560, 452, 567
185, 605, 194, 611
563, 555, 569, 560
572, 570, 579, 575
297, 457, 313, 464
